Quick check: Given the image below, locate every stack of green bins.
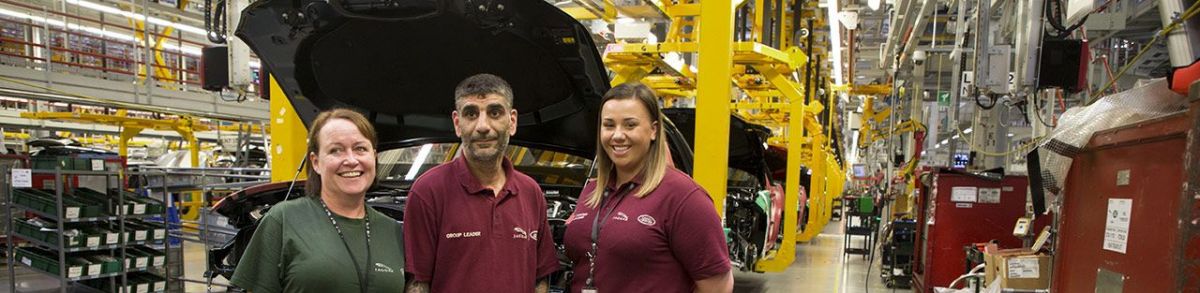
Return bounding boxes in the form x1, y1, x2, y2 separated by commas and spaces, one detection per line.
13, 188, 104, 219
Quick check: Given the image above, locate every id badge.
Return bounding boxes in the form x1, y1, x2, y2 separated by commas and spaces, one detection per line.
582, 287, 598, 293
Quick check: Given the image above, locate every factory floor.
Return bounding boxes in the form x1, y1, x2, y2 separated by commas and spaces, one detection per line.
734, 220, 906, 293
1, 218, 908, 293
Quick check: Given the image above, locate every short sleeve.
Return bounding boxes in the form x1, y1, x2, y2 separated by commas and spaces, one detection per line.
667, 188, 732, 280
230, 209, 286, 292
403, 181, 439, 281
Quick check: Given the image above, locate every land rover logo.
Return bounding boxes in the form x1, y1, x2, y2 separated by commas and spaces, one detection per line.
637, 214, 656, 226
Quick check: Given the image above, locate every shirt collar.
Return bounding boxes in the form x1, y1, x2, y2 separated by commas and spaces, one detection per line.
453, 155, 520, 196
604, 170, 646, 194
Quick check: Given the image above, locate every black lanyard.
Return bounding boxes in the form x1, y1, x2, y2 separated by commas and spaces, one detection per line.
318, 197, 371, 293
586, 183, 633, 288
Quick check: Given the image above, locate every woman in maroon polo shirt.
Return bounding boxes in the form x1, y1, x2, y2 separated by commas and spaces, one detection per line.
563, 82, 734, 293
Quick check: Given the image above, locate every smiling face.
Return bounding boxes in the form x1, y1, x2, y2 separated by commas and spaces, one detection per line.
309, 118, 377, 199
600, 98, 659, 177
453, 93, 517, 164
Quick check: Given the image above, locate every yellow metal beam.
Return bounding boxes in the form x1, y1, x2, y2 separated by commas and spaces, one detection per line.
269, 75, 308, 183
695, 0, 734, 216
753, 60, 808, 272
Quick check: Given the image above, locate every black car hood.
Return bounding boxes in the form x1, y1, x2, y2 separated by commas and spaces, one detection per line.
662, 108, 772, 176
237, 0, 609, 157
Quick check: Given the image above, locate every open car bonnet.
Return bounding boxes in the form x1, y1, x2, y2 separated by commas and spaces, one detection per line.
236, 0, 609, 157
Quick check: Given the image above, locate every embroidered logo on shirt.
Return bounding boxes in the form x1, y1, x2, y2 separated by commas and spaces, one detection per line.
638, 214, 657, 226
613, 212, 629, 221
445, 231, 482, 239
512, 227, 540, 241
374, 263, 395, 273
567, 212, 588, 224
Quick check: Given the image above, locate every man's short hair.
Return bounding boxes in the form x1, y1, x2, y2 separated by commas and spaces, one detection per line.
454, 73, 514, 109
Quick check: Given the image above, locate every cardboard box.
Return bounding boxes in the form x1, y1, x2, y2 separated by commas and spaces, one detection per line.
983, 244, 1051, 290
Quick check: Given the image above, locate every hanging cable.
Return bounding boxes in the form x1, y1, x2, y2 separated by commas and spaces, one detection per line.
1093, 0, 1200, 100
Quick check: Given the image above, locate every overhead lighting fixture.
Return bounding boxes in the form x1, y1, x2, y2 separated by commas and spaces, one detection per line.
0, 6, 202, 56
867, 0, 881, 11
952, 134, 960, 139
963, 128, 973, 134
941, 139, 949, 145
66, 0, 206, 35
826, 0, 844, 85
405, 144, 434, 181
1007, 133, 1015, 137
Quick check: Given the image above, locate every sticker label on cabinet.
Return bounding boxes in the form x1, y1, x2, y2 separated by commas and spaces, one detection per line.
951, 187, 978, 202
1007, 257, 1040, 279
134, 230, 147, 241
978, 188, 1002, 204
86, 236, 100, 247
1104, 198, 1133, 254
133, 204, 146, 215
135, 257, 148, 268
153, 229, 165, 239
68, 266, 82, 278
1002, 186, 1014, 192
65, 207, 80, 219
21, 257, 31, 266
88, 264, 100, 276
105, 233, 118, 244
11, 168, 30, 188
90, 159, 104, 171
137, 283, 149, 293
955, 203, 973, 208
153, 255, 164, 266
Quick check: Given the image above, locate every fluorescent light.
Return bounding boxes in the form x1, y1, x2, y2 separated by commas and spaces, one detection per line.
953, 134, 960, 139
964, 128, 973, 134
941, 139, 949, 145
826, 0, 844, 85
66, 0, 206, 35
867, 0, 881, 10
405, 144, 434, 181
0, 7, 204, 57
1007, 133, 1015, 137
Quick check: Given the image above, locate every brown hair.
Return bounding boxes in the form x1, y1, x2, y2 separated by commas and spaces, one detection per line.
305, 108, 378, 197
585, 82, 669, 208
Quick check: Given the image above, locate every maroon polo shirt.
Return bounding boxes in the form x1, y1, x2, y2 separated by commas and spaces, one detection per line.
403, 156, 559, 292
563, 168, 731, 293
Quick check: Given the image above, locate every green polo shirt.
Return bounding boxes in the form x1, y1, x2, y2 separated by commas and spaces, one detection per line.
231, 196, 405, 293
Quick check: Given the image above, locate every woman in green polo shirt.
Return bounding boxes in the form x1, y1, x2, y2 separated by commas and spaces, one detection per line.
231, 109, 405, 293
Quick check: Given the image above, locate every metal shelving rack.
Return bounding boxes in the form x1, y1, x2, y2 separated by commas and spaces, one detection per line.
4, 167, 172, 293
139, 166, 267, 292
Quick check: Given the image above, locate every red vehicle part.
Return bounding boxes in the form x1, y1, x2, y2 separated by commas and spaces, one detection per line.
911, 170, 1033, 293
1052, 107, 1200, 292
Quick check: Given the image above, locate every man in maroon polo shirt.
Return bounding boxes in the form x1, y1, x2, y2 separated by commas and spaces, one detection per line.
404, 74, 559, 293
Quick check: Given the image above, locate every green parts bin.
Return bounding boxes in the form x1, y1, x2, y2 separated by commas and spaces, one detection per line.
13, 188, 105, 219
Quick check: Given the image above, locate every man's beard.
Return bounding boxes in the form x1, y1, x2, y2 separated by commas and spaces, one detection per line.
463, 132, 510, 163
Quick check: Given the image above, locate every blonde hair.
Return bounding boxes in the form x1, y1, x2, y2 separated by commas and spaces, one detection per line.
585, 82, 670, 208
